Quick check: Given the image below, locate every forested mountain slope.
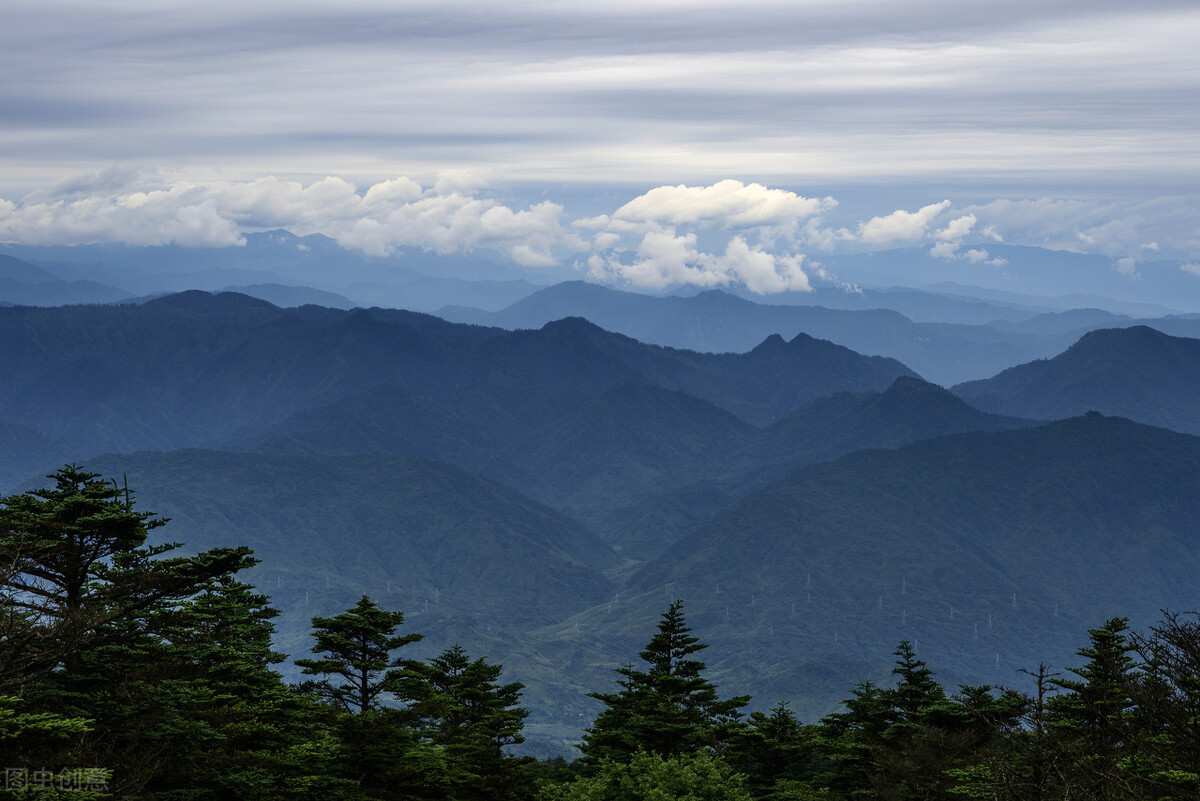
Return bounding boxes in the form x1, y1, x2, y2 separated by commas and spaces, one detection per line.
592, 413, 1200, 719
954, 326, 1200, 435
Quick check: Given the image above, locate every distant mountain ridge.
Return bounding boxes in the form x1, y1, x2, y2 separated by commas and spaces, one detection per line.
953, 326, 1200, 435
438, 280, 1200, 386
436, 281, 1090, 386
0, 291, 915, 489
0, 253, 133, 305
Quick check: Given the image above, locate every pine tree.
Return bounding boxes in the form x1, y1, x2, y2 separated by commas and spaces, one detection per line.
295, 595, 422, 714
0, 465, 254, 689
817, 641, 1024, 800
582, 600, 748, 763
727, 701, 816, 799
540, 749, 753, 801
394, 644, 533, 801
1046, 617, 1143, 799
1126, 611, 1200, 799
0, 466, 257, 796
140, 576, 340, 800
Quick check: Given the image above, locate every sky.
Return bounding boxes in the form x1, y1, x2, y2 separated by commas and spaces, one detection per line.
2, 0, 1199, 295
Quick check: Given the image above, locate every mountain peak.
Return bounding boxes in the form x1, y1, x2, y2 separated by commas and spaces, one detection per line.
146, 289, 279, 311
954, 324, 1200, 435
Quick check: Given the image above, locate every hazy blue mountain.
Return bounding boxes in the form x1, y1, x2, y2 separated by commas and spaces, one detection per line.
953, 326, 1200, 435
0, 291, 914, 461
0, 292, 497, 455
0, 254, 62, 284
924, 281, 1182, 318
986, 307, 1129, 337
599, 378, 1033, 559
0, 421, 76, 494
438, 281, 1072, 385
585, 413, 1200, 721
826, 245, 1200, 314
724, 283, 1047, 324
0, 232, 539, 303
253, 374, 1030, 561
344, 276, 543, 313
77, 449, 620, 639
220, 282, 358, 309
0, 254, 133, 305
455, 317, 915, 427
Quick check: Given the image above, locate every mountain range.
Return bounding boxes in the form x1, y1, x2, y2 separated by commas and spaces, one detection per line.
2, 288, 1199, 754
440, 280, 1200, 386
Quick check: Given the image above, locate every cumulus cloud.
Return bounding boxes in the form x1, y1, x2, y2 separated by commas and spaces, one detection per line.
577, 180, 830, 293
1181, 263, 1200, 276
964, 249, 1005, 265
927, 211, 1006, 265
0, 186, 244, 247
0, 175, 578, 266
613, 180, 833, 229
929, 240, 962, 260
857, 200, 950, 245
936, 214, 976, 241
5, 171, 1199, 296
586, 227, 812, 294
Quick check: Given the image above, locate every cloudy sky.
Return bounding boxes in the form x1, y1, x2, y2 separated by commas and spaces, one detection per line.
3, 0, 1199, 293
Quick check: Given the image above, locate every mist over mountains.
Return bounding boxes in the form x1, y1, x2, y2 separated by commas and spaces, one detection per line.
2, 240, 1199, 753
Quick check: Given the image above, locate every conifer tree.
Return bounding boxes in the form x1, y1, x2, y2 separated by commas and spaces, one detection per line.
395, 643, 533, 800
727, 701, 815, 799
1127, 611, 1200, 799
582, 600, 748, 763
0, 466, 258, 796
295, 595, 422, 714
1045, 617, 1142, 799
0, 465, 253, 689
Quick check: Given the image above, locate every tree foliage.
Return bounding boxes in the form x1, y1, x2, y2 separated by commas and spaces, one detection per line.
583, 600, 749, 763
295, 595, 422, 715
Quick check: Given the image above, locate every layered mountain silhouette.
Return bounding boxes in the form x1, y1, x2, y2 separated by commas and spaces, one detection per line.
440, 280, 1200, 386
0, 292, 914, 473
4, 290, 1199, 752
954, 326, 1200, 435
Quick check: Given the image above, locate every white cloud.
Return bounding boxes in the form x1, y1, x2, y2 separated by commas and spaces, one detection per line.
610, 228, 720, 290
613, 180, 833, 228
857, 200, 950, 245
964, 248, 1006, 266
929, 240, 961, 260
0, 176, 578, 266
1181, 263, 1200, 276
718, 236, 812, 294
592, 232, 621, 250
362, 177, 423, 206
587, 227, 812, 294
0, 187, 243, 247
935, 213, 976, 241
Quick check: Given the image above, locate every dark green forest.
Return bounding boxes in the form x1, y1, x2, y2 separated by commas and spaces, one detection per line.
4, 467, 1199, 800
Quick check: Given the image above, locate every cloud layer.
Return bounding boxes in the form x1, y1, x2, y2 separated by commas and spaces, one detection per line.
5, 175, 1196, 295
